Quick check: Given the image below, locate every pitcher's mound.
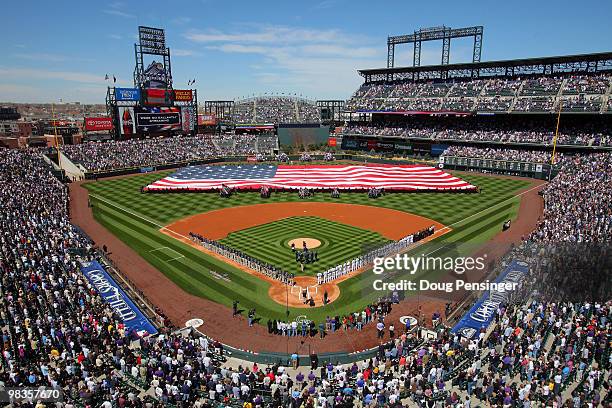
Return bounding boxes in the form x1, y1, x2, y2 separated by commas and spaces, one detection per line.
287, 238, 321, 249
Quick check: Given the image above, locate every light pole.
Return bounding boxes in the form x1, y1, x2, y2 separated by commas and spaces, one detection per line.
51, 98, 62, 169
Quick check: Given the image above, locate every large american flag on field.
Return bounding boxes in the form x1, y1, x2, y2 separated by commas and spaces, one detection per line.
145, 164, 476, 191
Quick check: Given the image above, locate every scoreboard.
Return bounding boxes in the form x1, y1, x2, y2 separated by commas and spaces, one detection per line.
442, 156, 545, 173
440, 156, 552, 179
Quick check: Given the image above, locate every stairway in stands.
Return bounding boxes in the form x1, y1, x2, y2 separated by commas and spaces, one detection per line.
294, 100, 300, 122
602, 80, 612, 113
509, 80, 526, 112
555, 78, 569, 112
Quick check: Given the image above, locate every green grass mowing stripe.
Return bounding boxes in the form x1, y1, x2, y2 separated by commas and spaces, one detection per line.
93, 210, 222, 299
93, 197, 340, 319
92, 199, 266, 295
219, 216, 390, 275
85, 172, 530, 226
96, 204, 330, 320
234, 195, 509, 280
95, 206, 290, 319
224, 193, 512, 278
330, 202, 524, 317
337, 198, 521, 297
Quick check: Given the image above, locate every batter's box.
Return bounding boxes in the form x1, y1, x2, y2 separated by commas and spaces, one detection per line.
149, 246, 185, 262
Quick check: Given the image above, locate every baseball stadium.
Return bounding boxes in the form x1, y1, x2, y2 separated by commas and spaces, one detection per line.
0, 3, 611, 407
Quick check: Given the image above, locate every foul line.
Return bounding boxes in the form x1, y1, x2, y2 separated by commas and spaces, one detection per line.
89, 193, 192, 243
435, 182, 543, 235
149, 246, 185, 262
417, 182, 544, 260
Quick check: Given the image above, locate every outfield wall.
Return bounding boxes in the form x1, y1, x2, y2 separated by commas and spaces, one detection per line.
78, 155, 433, 179
79, 153, 554, 181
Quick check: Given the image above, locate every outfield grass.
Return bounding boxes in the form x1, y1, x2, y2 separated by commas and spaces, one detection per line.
84, 167, 531, 323
220, 216, 389, 274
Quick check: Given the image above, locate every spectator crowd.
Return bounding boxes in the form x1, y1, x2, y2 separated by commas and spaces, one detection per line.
346, 74, 611, 114
0, 144, 609, 407
232, 97, 321, 124
63, 134, 278, 172
531, 152, 612, 243
343, 124, 611, 147
440, 146, 564, 165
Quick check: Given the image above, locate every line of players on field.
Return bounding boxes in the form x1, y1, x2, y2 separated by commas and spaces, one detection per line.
316, 226, 435, 285
190, 232, 295, 285
190, 225, 435, 287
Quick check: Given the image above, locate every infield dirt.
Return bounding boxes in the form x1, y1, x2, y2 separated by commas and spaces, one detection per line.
164, 202, 446, 240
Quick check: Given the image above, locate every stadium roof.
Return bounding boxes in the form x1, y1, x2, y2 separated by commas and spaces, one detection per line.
358, 51, 612, 82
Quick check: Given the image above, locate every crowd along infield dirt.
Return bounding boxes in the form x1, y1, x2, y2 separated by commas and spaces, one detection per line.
69, 176, 545, 354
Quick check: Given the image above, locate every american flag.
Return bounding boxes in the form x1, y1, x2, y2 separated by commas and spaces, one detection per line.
145, 164, 476, 191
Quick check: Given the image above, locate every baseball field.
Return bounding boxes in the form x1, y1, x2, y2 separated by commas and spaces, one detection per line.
83, 165, 532, 324
221, 216, 389, 274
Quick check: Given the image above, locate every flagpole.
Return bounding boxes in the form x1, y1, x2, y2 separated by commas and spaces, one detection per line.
52, 101, 62, 170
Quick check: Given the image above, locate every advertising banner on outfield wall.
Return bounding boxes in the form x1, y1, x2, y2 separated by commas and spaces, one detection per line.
430, 144, 449, 156
84, 117, 113, 131
367, 140, 395, 151
451, 260, 528, 339
115, 87, 141, 101
80, 261, 157, 335
118, 107, 135, 136
341, 138, 395, 152
173, 89, 193, 102
198, 114, 217, 126
328, 137, 337, 147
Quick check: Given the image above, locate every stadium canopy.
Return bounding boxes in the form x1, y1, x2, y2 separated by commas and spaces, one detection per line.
358, 52, 612, 83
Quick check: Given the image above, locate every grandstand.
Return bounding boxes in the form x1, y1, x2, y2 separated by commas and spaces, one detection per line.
347, 70, 612, 114
347, 53, 612, 113
232, 95, 321, 124
2, 145, 610, 407
341, 52, 612, 168
62, 133, 278, 173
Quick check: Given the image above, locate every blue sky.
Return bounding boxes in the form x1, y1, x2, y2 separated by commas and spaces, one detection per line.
1, 0, 611, 103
